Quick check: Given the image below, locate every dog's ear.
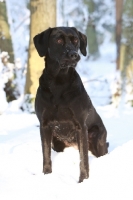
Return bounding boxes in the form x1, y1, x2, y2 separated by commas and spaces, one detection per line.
33, 28, 52, 57
78, 31, 87, 56
71, 27, 87, 56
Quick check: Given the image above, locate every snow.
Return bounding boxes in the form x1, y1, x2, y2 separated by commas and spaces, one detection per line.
0, 107, 133, 200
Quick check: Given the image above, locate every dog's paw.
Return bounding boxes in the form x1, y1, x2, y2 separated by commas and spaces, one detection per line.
43, 165, 52, 174
79, 172, 89, 183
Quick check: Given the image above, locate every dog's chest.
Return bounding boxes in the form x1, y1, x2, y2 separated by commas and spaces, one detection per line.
43, 106, 79, 143
51, 121, 77, 143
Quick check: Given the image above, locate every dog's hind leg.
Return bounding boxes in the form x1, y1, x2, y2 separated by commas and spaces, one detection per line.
96, 128, 108, 157
88, 125, 108, 157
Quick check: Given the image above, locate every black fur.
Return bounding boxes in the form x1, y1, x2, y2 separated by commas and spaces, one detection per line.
34, 27, 108, 183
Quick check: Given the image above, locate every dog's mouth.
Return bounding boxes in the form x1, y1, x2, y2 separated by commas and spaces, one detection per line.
59, 56, 80, 69
60, 62, 77, 68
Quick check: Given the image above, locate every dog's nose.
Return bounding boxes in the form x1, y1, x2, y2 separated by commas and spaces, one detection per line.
68, 51, 78, 60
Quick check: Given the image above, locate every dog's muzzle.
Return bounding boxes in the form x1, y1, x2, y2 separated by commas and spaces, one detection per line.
68, 50, 78, 60
60, 50, 80, 68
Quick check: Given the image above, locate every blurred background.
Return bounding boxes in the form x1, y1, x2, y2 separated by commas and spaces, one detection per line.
0, 1, 133, 198
0, 0, 133, 113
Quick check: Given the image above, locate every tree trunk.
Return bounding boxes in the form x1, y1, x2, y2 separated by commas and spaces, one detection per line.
120, 0, 133, 70
0, 0, 14, 63
25, 0, 56, 96
84, 0, 99, 59
115, 0, 123, 70
119, 0, 133, 106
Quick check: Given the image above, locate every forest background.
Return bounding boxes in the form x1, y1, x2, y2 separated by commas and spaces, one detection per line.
0, 0, 133, 112
0, 1, 133, 200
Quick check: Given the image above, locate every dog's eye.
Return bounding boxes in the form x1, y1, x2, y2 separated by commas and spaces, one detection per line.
57, 39, 63, 44
73, 38, 78, 43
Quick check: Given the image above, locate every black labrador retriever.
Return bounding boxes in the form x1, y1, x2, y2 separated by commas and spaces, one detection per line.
33, 27, 108, 183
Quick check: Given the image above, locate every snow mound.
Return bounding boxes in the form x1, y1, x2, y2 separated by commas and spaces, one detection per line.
0, 113, 133, 200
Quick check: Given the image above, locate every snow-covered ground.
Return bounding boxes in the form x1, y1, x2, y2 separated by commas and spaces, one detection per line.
0, 105, 133, 200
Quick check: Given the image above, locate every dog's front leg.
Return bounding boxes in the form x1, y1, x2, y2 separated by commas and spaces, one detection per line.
40, 125, 52, 174
77, 125, 89, 183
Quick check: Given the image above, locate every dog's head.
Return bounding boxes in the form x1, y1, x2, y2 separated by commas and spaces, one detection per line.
33, 27, 87, 68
